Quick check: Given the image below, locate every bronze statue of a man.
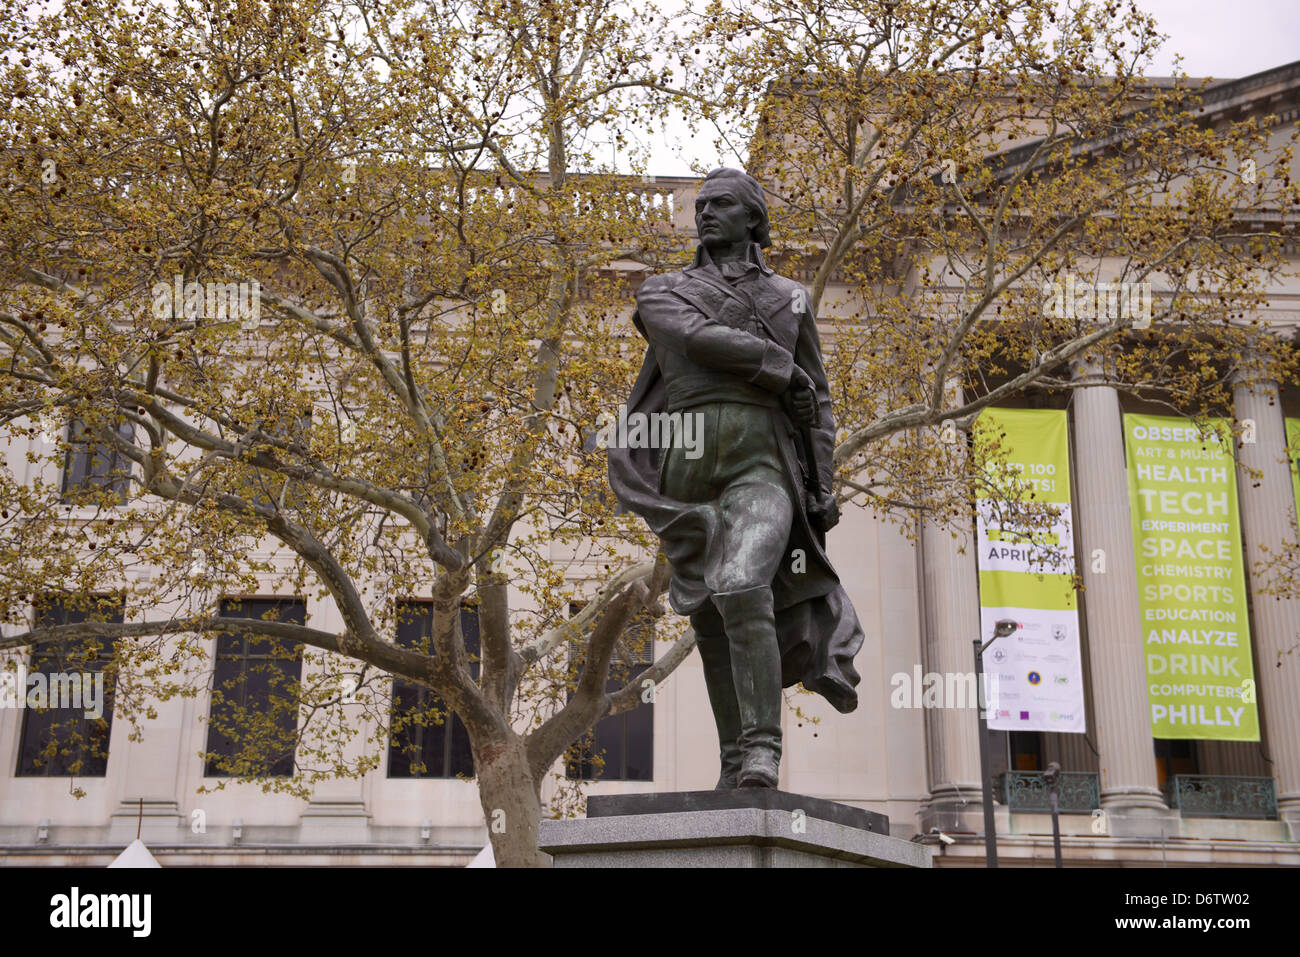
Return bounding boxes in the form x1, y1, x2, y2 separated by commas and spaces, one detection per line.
608, 167, 864, 789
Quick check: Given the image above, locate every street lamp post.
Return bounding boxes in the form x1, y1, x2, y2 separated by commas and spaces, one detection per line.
1043, 761, 1064, 868
974, 618, 1020, 869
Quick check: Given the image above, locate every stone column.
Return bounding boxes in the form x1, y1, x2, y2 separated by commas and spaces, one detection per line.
1070, 358, 1170, 830
1232, 368, 1300, 829
917, 493, 985, 832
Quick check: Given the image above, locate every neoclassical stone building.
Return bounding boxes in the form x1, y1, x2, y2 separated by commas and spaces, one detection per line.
2, 59, 1299, 867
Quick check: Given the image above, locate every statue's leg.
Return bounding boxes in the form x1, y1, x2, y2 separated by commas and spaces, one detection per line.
704, 402, 794, 788
662, 402, 792, 788
660, 405, 743, 788
689, 600, 743, 789
713, 584, 783, 788
711, 464, 793, 789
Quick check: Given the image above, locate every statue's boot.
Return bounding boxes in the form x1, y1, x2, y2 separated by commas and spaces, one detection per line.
714, 585, 782, 789
691, 605, 743, 789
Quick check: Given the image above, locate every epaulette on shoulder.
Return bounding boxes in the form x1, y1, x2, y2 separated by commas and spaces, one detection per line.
635, 273, 677, 299
765, 273, 801, 295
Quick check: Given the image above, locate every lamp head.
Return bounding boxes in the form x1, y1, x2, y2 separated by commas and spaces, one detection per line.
1043, 761, 1061, 788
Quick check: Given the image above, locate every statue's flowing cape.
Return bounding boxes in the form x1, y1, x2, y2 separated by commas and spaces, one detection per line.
607, 270, 865, 713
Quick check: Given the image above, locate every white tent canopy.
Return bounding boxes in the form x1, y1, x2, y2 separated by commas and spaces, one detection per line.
465, 844, 494, 868
108, 839, 161, 868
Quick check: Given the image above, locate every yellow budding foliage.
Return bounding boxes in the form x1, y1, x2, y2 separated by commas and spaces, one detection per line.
0, 0, 1295, 861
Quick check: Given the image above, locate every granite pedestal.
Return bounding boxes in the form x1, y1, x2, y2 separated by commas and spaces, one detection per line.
540, 790, 931, 868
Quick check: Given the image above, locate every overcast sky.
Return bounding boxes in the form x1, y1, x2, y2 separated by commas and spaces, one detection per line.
644, 0, 1300, 175
1137, 0, 1299, 78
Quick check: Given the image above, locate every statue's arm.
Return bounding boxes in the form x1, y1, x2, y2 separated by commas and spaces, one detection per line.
792, 292, 837, 494
634, 276, 794, 393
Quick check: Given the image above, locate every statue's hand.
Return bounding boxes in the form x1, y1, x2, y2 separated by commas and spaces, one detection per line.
785, 366, 817, 426
808, 490, 841, 533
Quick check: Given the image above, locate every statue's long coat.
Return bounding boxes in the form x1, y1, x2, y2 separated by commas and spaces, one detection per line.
607, 248, 865, 714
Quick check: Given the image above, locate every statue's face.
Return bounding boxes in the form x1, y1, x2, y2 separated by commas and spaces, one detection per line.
695, 184, 758, 250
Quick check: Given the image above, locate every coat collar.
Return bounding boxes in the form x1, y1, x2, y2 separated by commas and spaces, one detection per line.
688, 241, 774, 278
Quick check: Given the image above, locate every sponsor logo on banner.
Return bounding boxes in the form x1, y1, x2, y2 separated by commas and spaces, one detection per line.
1125, 413, 1260, 741
974, 408, 1087, 734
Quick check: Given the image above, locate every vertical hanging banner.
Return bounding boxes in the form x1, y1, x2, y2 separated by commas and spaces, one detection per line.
1124, 413, 1259, 740
1286, 417, 1300, 528
974, 408, 1086, 734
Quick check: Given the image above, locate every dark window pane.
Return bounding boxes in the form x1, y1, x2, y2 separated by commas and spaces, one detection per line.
447, 712, 475, 779
592, 696, 627, 781
204, 598, 304, 777
564, 607, 654, 782
566, 665, 654, 781
1155, 738, 1199, 788
624, 677, 654, 781
16, 597, 121, 777
387, 603, 478, 778
385, 675, 420, 777
1009, 731, 1043, 771
61, 419, 134, 503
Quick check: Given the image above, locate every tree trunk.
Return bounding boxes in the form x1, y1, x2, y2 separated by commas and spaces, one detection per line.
473, 732, 548, 868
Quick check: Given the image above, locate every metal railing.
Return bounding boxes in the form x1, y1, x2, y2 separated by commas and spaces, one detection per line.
996, 770, 1101, 813
1163, 775, 1278, 819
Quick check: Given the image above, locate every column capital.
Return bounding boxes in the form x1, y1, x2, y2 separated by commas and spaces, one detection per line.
1069, 351, 1117, 386
1230, 348, 1283, 392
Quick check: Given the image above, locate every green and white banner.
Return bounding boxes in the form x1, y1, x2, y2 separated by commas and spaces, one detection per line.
1286, 417, 1300, 530
974, 408, 1086, 734
1125, 414, 1259, 741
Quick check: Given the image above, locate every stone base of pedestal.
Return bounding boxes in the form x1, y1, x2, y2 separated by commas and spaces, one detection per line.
540, 790, 930, 868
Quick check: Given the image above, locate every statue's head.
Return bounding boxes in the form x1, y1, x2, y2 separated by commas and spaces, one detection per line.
694, 167, 771, 250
